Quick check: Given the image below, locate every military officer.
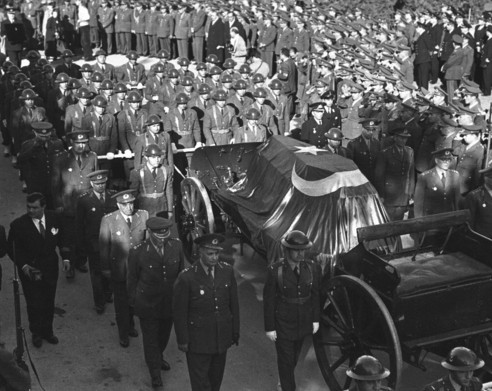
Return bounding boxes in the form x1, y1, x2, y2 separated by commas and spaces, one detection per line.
234, 108, 268, 143
46, 72, 73, 140
300, 102, 331, 148
163, 93, 201, 150
64, 87, 93, 136
188, 83, 211, 141
76, 170, 117, 314
51, 130, 98, 278
173, 234, 240, 391
345, 355, 392, 391
226, 79, 254, 127
421, 347, 483, 391
465, 166, 492, 238
127, 217, 185, 388
203, 89, 239, 146
129, 144, 174, 219
414, 148, 461, 218
263, 230, 321, 391
269, 79, 289, 136
375, 128, 415, 221
144, 63, 167, 103
248, 87, 278, 135
116, 51, 147, 90
115, 1, 132, 54
79, 63, 94, 90
107, 82, 128, 116
54, 50, 82, 79
100, 190, 148, 348
134, 114, 173, 170
347, 119, 382, 185
324, 128, 351, 158
17, 122, 65, 209
341, 83, 365, 140
98, 1, 115, 54
93, 50, 116, 81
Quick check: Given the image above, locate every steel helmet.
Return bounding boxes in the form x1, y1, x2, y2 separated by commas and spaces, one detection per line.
42, 64, 54, 74
198, 83, 212, 95
213, 89, 228, 101
223, 58, 236, 69
114, 82, 128, 93
245, 108, 261, 120
127, 50, 139, 60
239, 64, 251, 74
221, 73, 233, 84
281, 230, 312, 250
92, 95, 108, 108
209, 66, 222, 76
77, 87, 92, 99
205, 54, 219, 64
2, 60, 13, 71
14, 73, 28, 84
175, 93, 190, 105
269, 79, 282, 90
252, 73, 265, 84
253, 87, 267, 98
441, 347, 484, 371
80, 63, 93, 73
146, 114, 161, 126
36, 58, 49, 68
144, 143, 163, 157
127, 90, 142, 103
68, 78, 82, 90
61, 49, 74, 58
178, 57, 190, 67
8, 65, 20, 75
153, 63, 166, 73
19, 80, 34, 90
196, 62, 207, 71
234, 79, 248, 90
181, 76, 194, 87
157, 49, 170, 59
56, 72, 70, 83
19, 88, 38, 100
325, 128, 343, 141
277, 69, 289, 81
168, 69, 180, 79
91, 71, 104, 82
346, 355, 390, 381
26, 50, 40, 60
101, 79, 114, 90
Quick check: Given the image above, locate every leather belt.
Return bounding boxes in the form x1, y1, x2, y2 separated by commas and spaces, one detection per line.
177, 130, 192, 135
280, 295, 311, 304
140, 192, 164, 199
212, 129, 230, 134
93, 136, 109, 141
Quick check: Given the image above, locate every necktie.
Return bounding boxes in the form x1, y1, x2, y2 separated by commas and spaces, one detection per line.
441, 172, 446, 188
101, 65, 105, 72
77, 155, 82, 167
28, 108, 32, 117
294, 265, 300, 281
152, 168, 157, 179
120, 101, 124, 111
98, 115, 102, 126
39, 219, 45, 238
126, 217, 131, 228
181, 110, 185, 120
99, 192, 105, 203
207, 266, 214, 282
83, 106, 86, 115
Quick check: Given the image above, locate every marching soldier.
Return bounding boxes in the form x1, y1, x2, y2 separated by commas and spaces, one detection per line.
64, 87, 93, 136
464, 166, 492, 239
226, 79, 254, 127
93, 50, 116, 81
345, 355, 392, 391
188, 83, 211, 141
234, 108, 268, 143
134, 114, 173, 170
324, 128, 351, 158
17, 122, 65, 209
51, 130, 98, 278
248, 87, 278, 136
263, 230, 321, 391
414, 148, 461, 218
54, 50, 82, 79
46, 72, 73, 140
100, 190, 148, 348
375, 128, 415, 221
269, 79, 289, 136
129, 144, 174, 219
107, 82, 128, 116
203, 89, 239, 146
173, 234, 240, 391
116, 51, 147, 90
127, 217, 185, 387
421, 347, 483, 391
163, 93, 201, 149
79, 63, 94, 90
76, 170, 117, 314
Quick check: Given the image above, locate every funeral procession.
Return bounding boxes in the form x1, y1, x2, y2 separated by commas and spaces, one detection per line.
5, 0, 492, 390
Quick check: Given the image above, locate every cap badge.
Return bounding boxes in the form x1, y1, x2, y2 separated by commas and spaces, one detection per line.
212, 239, 219, 245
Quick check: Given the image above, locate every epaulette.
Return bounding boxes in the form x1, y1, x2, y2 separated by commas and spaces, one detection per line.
449, 169, 459, 174
421, 170, 431, 176
79, 190, 92, 198
133, 242, 144, 250
218, 261, 232, 268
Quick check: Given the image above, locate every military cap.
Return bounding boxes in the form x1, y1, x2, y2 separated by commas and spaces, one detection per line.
281, 230, 312, 250
206, 54, 220, 64
213, 89, 228, 101
269, 79, 282, 90
360, 118, 381, 128
91, 71, 104, 82
325, 127, 343, 140
36, 58, 49, 68
178, 57, 190, 67
401, 102, 418, 112
127, 50, 139, 60
196, 62, 207, 71
146, 114, 161, 126
2, 60, 13, 72
26, 50, 41, 60
223, 58, 236, 69
391, 128, 411, 137
144, 144, 163, 157
61, 49, 74, 58
209, 66, 222, 76
432, 148, 455, 160
176, 92, 189, 105
452, 34, 463, 44
461, 123, 483, 134
95, 49, 107, 56
19, 88, 38, 100
146, 217, 173, 234
245, 108, 261, 120
310, 102, 325, 112
80, 63, 93, 73
234, 79, 248, 90
92, 95, 108, 108
253, 87, 267, 98
68, 130, 90, 142
14, 73, 28, 84
314, 79, 330, 88
350, 83, 364, 93
87, 170, 109, 184
127, 90, 142, 102
439, 117, 458, 127
168, 69, 180, 79
462, 84, 482, 94
238, 64, 251, 74
101, 79, 114, 90
112, 189, 136, 203
77, 87, 92, 99
198, 83, 211, 95
194, 233, 225, 250
157, 49, 170, 59
441, 347, 484, 371
68, 78, 82, 90
55, 72, 70, 83
32, 122, 53, 135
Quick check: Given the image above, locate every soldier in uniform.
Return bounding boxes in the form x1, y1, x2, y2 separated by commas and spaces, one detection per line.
269, 79, 289, 136
46, 72, 73, 140
100, 189, 149, 347
414, 148, 461, 218
51, 130, 98, 278
341, 83, 365, 141
117, 90, 149, 179
76, 170, 117, 314
263, 230, 321, 391
107, 82, 127, 116
144, 63, 167, 104
134, 114, 173, 170
247, 87, 278, 136
464, 166, 492, 239
188, 83, 211, 143
93, 50, 116, 81
17, 122, 65, 209
347, 119, 382, 185
421, 347, 483, 391
127, 217, 185, 388
375, 128, 415, 221
234, 108, 268, 143
98, 0, 115, 54
164, 93, 200, 150
258, 15, 276, 78
173, 234, 240, 391
324, 128, 351, 158
203, 89, 239, 146
345, 355, 392, 391
64, 87, 93, 137
300, 102, 330, 148
116, 51, 147, 89
79, 63, 94, 90
54, 50, 82, 79
157, 8, 174, 56
116, 1, 132, 55
129, 144, 174, 219
226, 79, 253, 128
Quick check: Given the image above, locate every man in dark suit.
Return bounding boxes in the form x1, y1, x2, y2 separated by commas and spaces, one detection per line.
258, 15, 276, 78
190, 3, 206, 63
465, 166, 492, 239
76, 170, 117, 314
421, 347, 483, 391
300, 103, 330, 148
127, 217, 184, 388
278, 48, 297, 117
263, 230, 321, 391
173, 234, 239, 391
414, 24, 433, 90
100, 190, 149, 347
8, 193, 68, 348
0, 5, 26, 67
375, 128, 415, 221
54, 50, 82, 79
206, 10, 227, 64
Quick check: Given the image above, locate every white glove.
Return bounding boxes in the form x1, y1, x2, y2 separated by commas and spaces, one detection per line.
195, 142, 204, 148
106, 152, 115, 160
171, 143, 178, 154
229, 138, 235, 144
62, 259, 71, 272
152, 95, 159, 101
126, 84, 132, 90
164, 107, 170, 114
124, 149, 133, 159
266, 331, 277, 342
313, 322, 319, 334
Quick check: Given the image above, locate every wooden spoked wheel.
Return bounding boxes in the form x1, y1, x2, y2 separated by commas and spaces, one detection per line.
314, 275, 402, 391
179, 177, 215, 261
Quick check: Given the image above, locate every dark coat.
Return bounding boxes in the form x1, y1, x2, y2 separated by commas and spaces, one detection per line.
414, 31, 432, 64
117, 108, 149, 152
206, 18, 227, 63
81, 112, 118, 155
0, 19, 26, 51
263, 259, 321, 341
453, 141, 484, 195
173, 261, 240, 354
322, 107, 342, 130
127, 238, 184, 319
300, 117, 331, 148
54, 62, 81, 79
465, 186, 492, 239
347, 136, 381, 185
422, 375, 481, 391
133, 131, 174, 169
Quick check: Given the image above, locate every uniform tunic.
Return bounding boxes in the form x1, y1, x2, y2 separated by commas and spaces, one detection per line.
465, 186, 492, 238
347, 136, 381, 185
163, 107, 201, 149
203, 105, 239, 146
